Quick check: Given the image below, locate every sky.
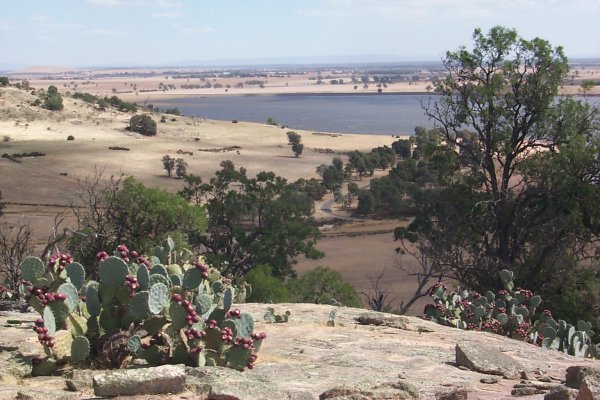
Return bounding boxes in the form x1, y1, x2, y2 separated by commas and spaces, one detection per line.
1, 0, 599, 68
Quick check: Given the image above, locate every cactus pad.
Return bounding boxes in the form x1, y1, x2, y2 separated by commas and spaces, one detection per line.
182, 268, 202, 290
153, 246, 167, 264
150, 264, 168, 277
223, 288, 233, 313
67, 313, 88, 336
98, 257, 129, 288
130, 291, 152, 321
170, 274, 182, 286
211, 281, 223, 293
144, 315, 167, 336
149, 273, 171, 288
71, 336, 90, 362
85, 282, 101, 317
224, 346, 252, 371
127, 335, 142, 353
167, 264, 183, 276
49, 301, 70, 329
21, 257, 46, 283
31, 357, 57, 377
65, 262, 85, 289
148, 283, 168, 315
53, 330, 73, 361
57, 282, 79, 313
235, 312, 254, 338
170, 302, 188, 330
137, 264, 150, 290
196, 294, 213, 315
43, 306, 57, 336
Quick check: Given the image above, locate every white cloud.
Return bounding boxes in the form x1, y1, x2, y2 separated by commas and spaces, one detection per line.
151, 11, 182, 18
84, 28, 127, 36
181, 26, 213, 34
295, 8, 352, 17
30, 15, 49, 23
86, 0, 123, 6
153, 0, 183, 7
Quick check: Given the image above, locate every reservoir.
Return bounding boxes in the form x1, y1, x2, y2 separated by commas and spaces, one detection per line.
152, 93, 437, 135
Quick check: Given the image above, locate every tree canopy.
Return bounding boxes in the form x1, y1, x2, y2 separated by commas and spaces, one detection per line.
179, 162, 323, 278
393, 26, 600, 320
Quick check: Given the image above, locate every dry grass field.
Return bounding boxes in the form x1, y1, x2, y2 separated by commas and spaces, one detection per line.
0, 85, 432, 314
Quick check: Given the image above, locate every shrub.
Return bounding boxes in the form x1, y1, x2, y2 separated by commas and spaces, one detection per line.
129, 114, 157, 136
19, 240, 266, 376
44, 92, 64, 111
245, 265, 289, 303
287, 131, 303, 157
66, 135, 75, 141
0, 76, 9, 86
265, 117, 278, 126
288, 267, 362, 307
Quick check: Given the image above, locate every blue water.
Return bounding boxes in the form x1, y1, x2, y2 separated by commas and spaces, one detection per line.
152, 94, 438, 135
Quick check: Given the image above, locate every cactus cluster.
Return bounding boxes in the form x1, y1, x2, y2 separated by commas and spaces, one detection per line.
424, 269, 598, 359
19, 237, 264, 375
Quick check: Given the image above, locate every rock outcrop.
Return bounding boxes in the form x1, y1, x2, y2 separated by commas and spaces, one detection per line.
2, 304, 600, 399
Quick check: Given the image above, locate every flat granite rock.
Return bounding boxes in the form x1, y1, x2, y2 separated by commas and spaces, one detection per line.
455, 342, 524, 379
93, 364, 186, 397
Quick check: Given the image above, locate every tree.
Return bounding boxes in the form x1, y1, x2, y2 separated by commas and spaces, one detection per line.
0, 77, 8, 86
287, 266, 362, 307
129, 114, 157, 136
392, 139, 411, 159
287, 131, 304, 157
179, 163, 322, 278
162, 155, 175, 177
175, 158, 187, 178
398, 26, 600, 319
347, 182, 360, 197
67, 173, 206, 278
357, 190, 375, 215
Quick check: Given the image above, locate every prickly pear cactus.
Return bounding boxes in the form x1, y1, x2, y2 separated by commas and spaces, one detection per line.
20, 241, 262, 375
424, 269, 598, 359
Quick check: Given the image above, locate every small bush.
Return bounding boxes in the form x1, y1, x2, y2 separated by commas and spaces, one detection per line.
129, 114, 157, 136
44, 92, 64, 111
245, 265, 289, 303
0, 76, 9, 86
265, 117, 278, 126
67, 135, 75, 141
232, 120, 238, 124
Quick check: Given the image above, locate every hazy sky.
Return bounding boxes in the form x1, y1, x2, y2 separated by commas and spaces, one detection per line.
1, 0, 599, 68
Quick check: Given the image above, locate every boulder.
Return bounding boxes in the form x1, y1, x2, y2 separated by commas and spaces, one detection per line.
93, 364, 186, 397
578, 372, 600, 400
544, 386, 578, 400
455, 342, 523, 379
